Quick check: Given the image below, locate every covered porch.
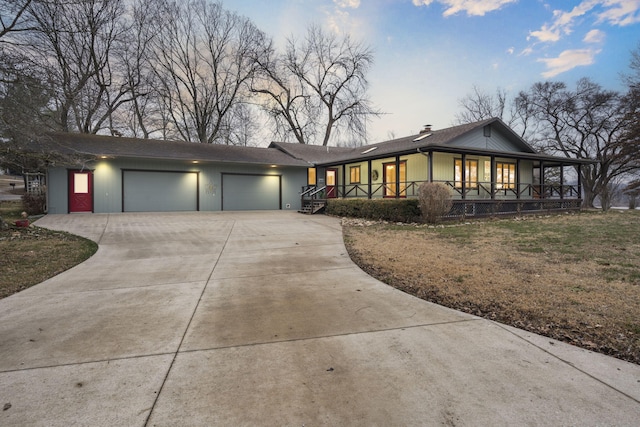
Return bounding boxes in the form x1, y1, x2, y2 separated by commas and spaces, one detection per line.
301, 148, 588, 218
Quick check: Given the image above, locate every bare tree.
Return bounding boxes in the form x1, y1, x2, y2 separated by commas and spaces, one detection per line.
149, 0, 269, 143
25, 0, 132, 134
454, 85, 507, 123
253, 25, 380, 146
251, 43, 318, 145
516, 78, 639, 210
0, 0, 33, 39
621, 42, 640, 163
454, 85, 537, 140
0, 1, 54, 173
114, 0, 161, 138
219, 102, 262, 146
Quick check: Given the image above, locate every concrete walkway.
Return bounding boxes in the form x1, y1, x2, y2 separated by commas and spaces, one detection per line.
1, 211, 638, 426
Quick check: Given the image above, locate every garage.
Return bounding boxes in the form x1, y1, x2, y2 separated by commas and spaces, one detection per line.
122, 170, 199, 212
221, 173, 281, 211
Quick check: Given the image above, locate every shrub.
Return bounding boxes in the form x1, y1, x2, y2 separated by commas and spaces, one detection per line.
418, 182, 452, 223
326, 198, 421, 223
22, 193, 47, 215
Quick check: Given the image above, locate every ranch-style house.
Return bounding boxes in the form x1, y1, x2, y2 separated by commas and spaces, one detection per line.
30, 118, 588, 217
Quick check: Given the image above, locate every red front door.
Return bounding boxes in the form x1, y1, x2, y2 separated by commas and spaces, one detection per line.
326, 169, 338, 198
69, 170, 93, 212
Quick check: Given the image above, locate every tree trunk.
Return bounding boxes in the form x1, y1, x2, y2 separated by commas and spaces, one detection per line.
582, 188, 597, 209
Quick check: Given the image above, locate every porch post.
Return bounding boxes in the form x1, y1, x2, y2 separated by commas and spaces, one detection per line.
461, 153, 466, 200
577, 163, 582, 201
342, 164, 346, 198
428, 152, 433, 183
395, 156, 400, 199
490, 155, 495, 200
559, 164, 565, 199
540, 161, 545, 199
367, 159, 372, 199
516, 158, 521, 200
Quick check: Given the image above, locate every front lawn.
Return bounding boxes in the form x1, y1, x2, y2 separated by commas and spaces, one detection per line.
0, 200, 97, 298
343, 210, 640, 364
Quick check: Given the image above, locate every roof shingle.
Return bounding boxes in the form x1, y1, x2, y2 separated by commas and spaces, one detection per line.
34, 133, 311, 167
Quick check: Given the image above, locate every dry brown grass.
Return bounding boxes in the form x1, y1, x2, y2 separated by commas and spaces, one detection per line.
343, 211, 640, 364
0, 200, 97, 298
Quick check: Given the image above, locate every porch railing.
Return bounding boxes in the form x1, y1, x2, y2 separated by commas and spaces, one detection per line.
301, 185, 327, 199
300, 181, 583, 217
325, 180, 581, 200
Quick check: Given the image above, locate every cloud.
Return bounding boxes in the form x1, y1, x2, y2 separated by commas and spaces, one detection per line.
334, 0, 361, 9
326, 8, 352, 34
597, 0, 640, 26
530, 0, 640, 44
325, 0, 363, 35
537, 48, 601, 78
520, 47, 534, 56
506, 47, 515, 55
529, 0, 599, 43
412, 0, 516, 17
529, 24, 561, 42
583, 28, 606, 43
325, 3, 367, 37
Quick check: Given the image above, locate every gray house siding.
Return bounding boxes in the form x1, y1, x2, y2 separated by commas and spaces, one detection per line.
46, 158, 306, 214
46, 167, 69, 214
448, 126, 528, 152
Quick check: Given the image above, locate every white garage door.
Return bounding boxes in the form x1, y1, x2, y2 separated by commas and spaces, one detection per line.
122, 170, 199, 212
221, 173, 281, 210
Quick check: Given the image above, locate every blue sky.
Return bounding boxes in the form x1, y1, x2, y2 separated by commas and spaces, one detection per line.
229, 0, 640, 143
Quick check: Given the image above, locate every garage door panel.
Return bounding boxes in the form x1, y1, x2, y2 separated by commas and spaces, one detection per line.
222, 174, 280, 211
123, 170, 198, 212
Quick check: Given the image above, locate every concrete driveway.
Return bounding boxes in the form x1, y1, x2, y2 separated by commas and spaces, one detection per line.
1, 211, 639, 426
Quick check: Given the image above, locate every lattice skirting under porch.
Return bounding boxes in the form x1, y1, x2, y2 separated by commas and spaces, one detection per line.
445, 199, 582, 219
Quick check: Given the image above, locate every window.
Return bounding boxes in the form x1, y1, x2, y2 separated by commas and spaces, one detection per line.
73, 173, 89, 193
496, 162, 516, 189
483, 160, 491, 182
307, 168, 316, 185
350, 166, 361, 184
383, 161, 407, 197
454, 159, 478, 189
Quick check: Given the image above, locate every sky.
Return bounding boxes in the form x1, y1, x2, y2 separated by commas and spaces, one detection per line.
228, 0, 640, 143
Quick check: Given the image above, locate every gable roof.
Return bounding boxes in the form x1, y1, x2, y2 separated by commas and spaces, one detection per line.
271, 118, 587, 166
27, 118, 588, 169
31, 132, 311, 167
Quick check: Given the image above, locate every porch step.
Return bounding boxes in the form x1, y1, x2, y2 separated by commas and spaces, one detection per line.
298, 200, 326, 215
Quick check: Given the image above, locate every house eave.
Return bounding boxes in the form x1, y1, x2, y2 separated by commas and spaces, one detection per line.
314, 144, 592, 167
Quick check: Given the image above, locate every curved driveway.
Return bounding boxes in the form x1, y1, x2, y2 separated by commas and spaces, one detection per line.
1, 212, 639, 426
